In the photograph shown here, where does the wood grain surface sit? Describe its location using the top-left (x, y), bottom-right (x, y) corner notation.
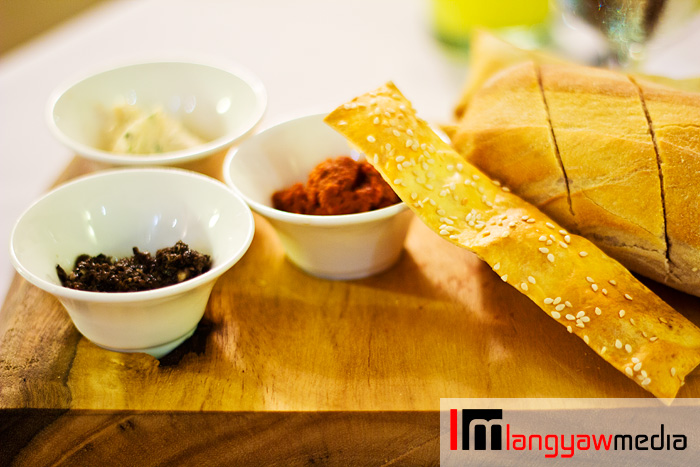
top-left (2, 152), bottom-right (700, 465)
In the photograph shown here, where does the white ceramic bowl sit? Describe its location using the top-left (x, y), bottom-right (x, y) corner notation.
top-left (10, 168), bottom-right (255, 358)
top-left (223, 113), bottom-right (413, 280)
top-left (47, 60), bottom-right (267, 166)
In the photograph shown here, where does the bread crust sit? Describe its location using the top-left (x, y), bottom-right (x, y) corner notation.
top-left (540, 63), bottom-right (668, 284)
top-left (451, 62), bottom-right (572, 223)
top-left (634, 77), bottom-right (700, 295)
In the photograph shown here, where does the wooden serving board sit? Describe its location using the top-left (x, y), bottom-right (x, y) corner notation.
top-left (2, 153), bottom-right (700, 465)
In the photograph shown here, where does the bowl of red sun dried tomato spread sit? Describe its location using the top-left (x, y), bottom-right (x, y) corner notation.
top-left (223, 113), bottom-right (412, 280)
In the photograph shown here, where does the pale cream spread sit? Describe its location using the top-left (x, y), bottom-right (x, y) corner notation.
top-left (103, 104), bottom-right (205, 154)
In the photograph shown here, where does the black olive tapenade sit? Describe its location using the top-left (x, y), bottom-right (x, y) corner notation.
top-left (56, 241), bottom-right (212, 292)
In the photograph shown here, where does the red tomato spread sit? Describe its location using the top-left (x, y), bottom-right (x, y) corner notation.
top-left (272, 156), bottom-right (400, 215)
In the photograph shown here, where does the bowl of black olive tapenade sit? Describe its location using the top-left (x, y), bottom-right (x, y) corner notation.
top-left (10, 168), bottom-right (255, 358)
top-left (57, 241), bottom-right (213, 293)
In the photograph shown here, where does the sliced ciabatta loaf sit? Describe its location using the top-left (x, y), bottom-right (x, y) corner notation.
top-left (453, 60), bottom-right (700, 296)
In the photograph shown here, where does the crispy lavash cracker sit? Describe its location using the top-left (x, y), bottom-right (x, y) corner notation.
top-left (325, 82), bottom-right (700, 400)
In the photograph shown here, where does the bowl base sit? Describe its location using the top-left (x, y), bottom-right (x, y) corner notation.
top-left (290, 250), bottom-right (403, 280)
top-left (93, 327), bottom-right (197, 359)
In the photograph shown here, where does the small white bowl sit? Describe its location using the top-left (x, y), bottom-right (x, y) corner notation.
top-left (10, 168), bottom-right (255, 358)
top-left (223, 113), bottom-right (413, 280)
top-left (47, 60), bottom-right (267, 166)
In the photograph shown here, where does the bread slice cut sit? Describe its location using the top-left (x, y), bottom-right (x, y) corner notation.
top-left (634, 77), bottom-right (700, 295)
top-left (451, 62), bottom-right (575, 228)
top-left (539, 64), bottom-right (668, 284)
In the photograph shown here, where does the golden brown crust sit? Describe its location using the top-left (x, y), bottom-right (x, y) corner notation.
top-left (451, 62), bottom-right (569, 213)
top-left (453, 62), bottom-right (670, 289)
top-left (453, 29), bottom-right (568, 119)
top-left (539, 63), bottom-right (668, 282)
top-left (325, 82), bottom-right (700, 399)
top-left (454, 30), bottom-right (700, 118)
top-left (634, 77), bottom-right (700, 295)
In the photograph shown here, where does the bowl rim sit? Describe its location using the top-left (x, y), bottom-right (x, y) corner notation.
top-left (45, 58), bottom-right (268, 165)
top-left (9, 167), bottom-right (255, 303)
top-left (222, 112), bottom-right (408, 227)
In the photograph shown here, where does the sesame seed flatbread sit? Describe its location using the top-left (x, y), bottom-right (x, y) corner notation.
top-left (324, 82), bottom-right (700, 400)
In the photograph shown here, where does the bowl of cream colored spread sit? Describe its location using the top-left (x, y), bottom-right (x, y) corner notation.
top-left (46, 60), bottom-right (267, 166)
